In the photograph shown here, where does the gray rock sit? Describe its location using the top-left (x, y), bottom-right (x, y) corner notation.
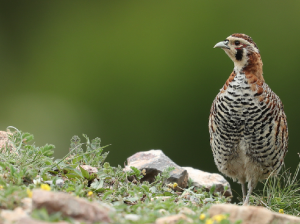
top-left (76, 165), bottom-right (98, 174)
top-left (32, 189), bottom-right (111, 223)
top-left (125, 149), bottom-right (188, 189)
top-left (55, 179), bottom-right (64, 186)
top-left (155, 214), bottom-right (193, 224)
top-left (209, 204), bottom-right (300, 224)
top-left (179, 207), bottom-right (195, 215)
top-left (16, 217), bottom-right (70, 224)
top-left (183, 167), bottom-right (232, 197)
top-left (20, 197), bottom-right (32, 213)
top-left (0, 207), bottom-right (29, 224)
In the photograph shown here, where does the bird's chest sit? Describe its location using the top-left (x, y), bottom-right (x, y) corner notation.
top-left (220, 72), bottom-right (258, 120)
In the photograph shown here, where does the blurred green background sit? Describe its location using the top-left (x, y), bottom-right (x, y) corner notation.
top-left (0, 1), bottom-right (299, 199)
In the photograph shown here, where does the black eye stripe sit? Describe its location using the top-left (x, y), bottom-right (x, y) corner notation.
top-left (235, 48), bottom-right (243, 61)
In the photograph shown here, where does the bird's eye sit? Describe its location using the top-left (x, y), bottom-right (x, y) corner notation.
top-left (234, 41), bottom-right (240, 46)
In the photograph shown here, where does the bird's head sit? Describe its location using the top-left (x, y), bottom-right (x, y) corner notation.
top-left (214, 33), bottom-right (263, 76)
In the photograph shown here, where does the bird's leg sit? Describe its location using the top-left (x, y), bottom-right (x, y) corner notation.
top-left (243, 181), bottom-right (255, 206)
top-left (241, 182), bottom-right (247, 203)
top-left (239, 178), bottom-right (247, 203)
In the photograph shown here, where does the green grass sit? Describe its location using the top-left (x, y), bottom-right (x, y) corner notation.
top-left (0, 127), bottom-right (297, 223)
top-left (252, 161), bottom-right (300, 216)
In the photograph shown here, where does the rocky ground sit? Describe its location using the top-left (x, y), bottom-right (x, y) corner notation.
top-left (0, 130), bottom-right (300, 224)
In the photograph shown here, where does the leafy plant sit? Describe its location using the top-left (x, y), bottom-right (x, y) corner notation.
top-left (0, 127), bottom-right (248, 223)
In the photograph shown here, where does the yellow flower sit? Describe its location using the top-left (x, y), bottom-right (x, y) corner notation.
top-left (27, 189), bottom-right (33, 198)
top-left (167, 182), bottom-right (178, 189)
top-left (87, 191), bottom-right (93, 196)
top-left (279, 209), bottom-right (284, 214)
top-left (0, 185), bottom-right (3, 190)
top-left (213, 214), bottom-right (227, 223)
top-left (141, 169), bottom-right (146, 175)
top-left (199, 213), bottom-right (206, 220)
top-left (40, 184), bottom-right (51, 191)
top-left (205, 218), bottom-right (213, 224)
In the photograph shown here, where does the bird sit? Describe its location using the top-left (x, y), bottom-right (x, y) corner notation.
top-left (209, 33), bottom-right (288, 205)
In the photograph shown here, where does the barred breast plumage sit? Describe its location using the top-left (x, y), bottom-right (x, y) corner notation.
top-left (209, 33), bottom-right (288, 205)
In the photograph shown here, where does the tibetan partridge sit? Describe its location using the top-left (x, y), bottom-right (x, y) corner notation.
top-left (209, 33), bottom-right (288, 205)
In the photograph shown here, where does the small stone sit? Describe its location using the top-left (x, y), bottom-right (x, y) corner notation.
top-left (209, 204), bottom-right (300, 224)
top-left (55, 179), bottom-right (64, 186)
top-left (181, 191), bottom-right (191, 200)
top-left (32, 189), bottom-right (111, 223)
top-left (0, 207), bottom-right (29, 224)
top-left (190, 195), bottom-right (200, 204)
top-left (158, 209), bottom-right (169, 215)
top-left (124, 214), bottom-right (140, 221)
top-left (0, 131), bottom-right (15, 153)
top-left (204, 198), bottom-right (214, 203)
top-left (76, 165), bottom-right (98, 174)
top-left (124, 150), bottom-right (188, 190)
top-left (21, 197), bottom-right (32, 213)
top-left (183, 166), bottom-right (232, 197)
top-left (16, 217), bottom-right (70, 224)
top-left (155, 214), bottom-right (193, 224)
top-left (178, 207), bottom-right (195, 215)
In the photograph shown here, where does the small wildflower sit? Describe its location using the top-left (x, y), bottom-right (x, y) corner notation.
top-left (0, 185), bottom-right (3, 190)
top-left (33, 177), bottom-right (43, 185)
top-left (141, 169), bottom-right (146, 175)
top-left (279, 209), bottom-right (284, 214)
top-left (167, 182), bottom-right (178, 189)
top-left (27, 189), bottom-right (33, 198)
top-left (87, 191), bottom-right (93, 196)
top-left (205, 218), bottom-right (213, 224)
top-left (199, 213), bottom-right (206, 220)
top-left (212, 214), bottom-right (227, 223)
top-left (40, 184), bottom-right (51, 191)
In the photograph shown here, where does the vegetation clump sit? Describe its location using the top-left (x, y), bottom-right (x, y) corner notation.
top-left (0, 127), bottom-right (296, 223)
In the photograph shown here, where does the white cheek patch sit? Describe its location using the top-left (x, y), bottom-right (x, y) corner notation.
top-left (234, 51), bottom-right (249, 72)
top-left (223, 44), bottom-right (249, 71)
top-left (222, 35), bottom-right (260, 72)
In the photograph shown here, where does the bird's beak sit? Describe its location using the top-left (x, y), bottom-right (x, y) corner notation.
top-left (214, 41), bottom-right (230, 49)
